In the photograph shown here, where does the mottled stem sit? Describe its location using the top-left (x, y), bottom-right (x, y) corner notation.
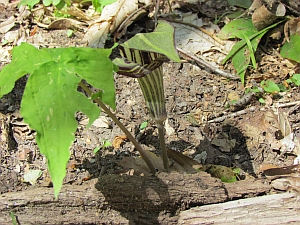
top-left (157, 120), bottom-right (168, 171)
top-left (79, 82), bottom-right (156, 175)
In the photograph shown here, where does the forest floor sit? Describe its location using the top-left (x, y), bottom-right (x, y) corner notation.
top-left (0, 0), bottom-right (300, 224)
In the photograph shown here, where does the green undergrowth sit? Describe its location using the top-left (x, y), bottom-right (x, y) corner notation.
top-left (219, 18), bottom-right (284, 84)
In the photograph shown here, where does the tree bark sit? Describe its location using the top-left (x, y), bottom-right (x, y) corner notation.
top-left (178, 192), bottom-right (300, 225)
top-left (0, 172), bottom-right (271, 225)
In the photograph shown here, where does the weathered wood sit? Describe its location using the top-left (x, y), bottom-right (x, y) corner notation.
top-left (0, 172), bottom-right (270, 225)
top-left (178, 192), bottom-right (300, 225)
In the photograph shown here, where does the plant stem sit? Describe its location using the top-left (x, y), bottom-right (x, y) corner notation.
top-left (157, 120), bottom-right (168, 171)
top-left (78, 82), bottom-right (156, 175)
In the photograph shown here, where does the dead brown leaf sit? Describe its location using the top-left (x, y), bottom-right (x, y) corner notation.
top-left (259, 164), bottom-right (299, 177)
top-left (271, 176), bottom-right (300, 192)
top-left (284, 17), bottom-right (300, 42)
top-left (167, 148), bottom-right (201, 173)
top-left (112, 135), bottom-right (127, 149)
top-left (252, 3), bottom-right (285, 30)
top-left (48, 18), bottom-right (86, 31)
top-left (82, 0), bottom-right (152, 48)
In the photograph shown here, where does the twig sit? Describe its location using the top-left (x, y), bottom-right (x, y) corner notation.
top-left (230, 92), bottom-right (256, 111)
top-left (154, 0), bottom-right (160, 26)
top-left (78, 82), bottom-right (156, 175)
top-left (176, 47), bottom-right (239, 80)
top-left (272, 101), bottom-right (300, 109)
top-left (162, 18), bottom-right (224, 45)
top-left (208, 106), bottom-right (256, 123)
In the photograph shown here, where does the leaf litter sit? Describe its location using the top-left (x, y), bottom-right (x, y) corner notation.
top-left (0, 0), bottom-right (299, 198)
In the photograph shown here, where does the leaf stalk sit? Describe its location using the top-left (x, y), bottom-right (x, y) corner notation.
top-left (79, 81), bottom-right (156, 175)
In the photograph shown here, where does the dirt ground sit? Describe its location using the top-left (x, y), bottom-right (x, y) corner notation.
top-left (0, 0), bottom-right (300, 224)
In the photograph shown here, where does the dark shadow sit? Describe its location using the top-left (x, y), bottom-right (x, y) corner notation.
top-left (80, 143), bottom-right (173, 224)
top-left (135, 121), bottom-right (255, 176)
top-left (196, 123), bottom-right (255, 176)
top-left (81, 122), bottom-right (255, 224)
top-left (95, 173), bottom-right (172, 225)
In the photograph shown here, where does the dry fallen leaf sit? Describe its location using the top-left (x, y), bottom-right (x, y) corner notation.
top-left (271, 177), bottom-right (300, 192)
top-left (82, 0), bottom-right (151, 48)
top-left (284, 17), bottom-right (300, 42)
top-left (252, 3), bottom-right (285, 31)
top-left (0, 16), bottom-right (16, 34)
top-left (117, 157), bottom-right (152, 176)
top-left (259, 164), bottom-right (299, 177)
top-left (167, 148), bottom-right (201, 173)
top-left (112, 135), bottom-right (127, 149)
top-left (48, 18), bottom-right (86, 31)
top-left (118, 149), bottom-right (199, 175)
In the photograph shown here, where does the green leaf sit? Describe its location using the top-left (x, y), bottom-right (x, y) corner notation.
top-left (67, 29), bottom-right (73, 37)
top-left (121, 20), bottom-right (181, 63)
top-left (259, 98), bottom-right (265, 104)
top-left (277, 84), bottom-right (287, 92)
top-left (20, 62), bottom-right (100, 198)
top-left (231, 44), bottom-right (250, 84)
top-left (222, 20), bottom-right (284, 83)
top-left (291, 74), bottom-right (300, 86)
top-left (43, 0), bottom-right (63, 6)
top-left (280, 34), bottom-right (300, 63)
top-left (103, 140), bottom-right (112, 148)
top-left (92, 0), bottom-right (101, 12)
top-left (243, 34), bottom-right (257, 70)
top-left (0, 43), bottom-right (53, 98)
top-left (261, 80), bottom-right (280, 93)
top-left (10, 212), bottom-right (17, 225)
top-left (68, 48), bottom-right (116, 109)
top-left (93, 146), bottom-right (101, 154)
top-left (218, 18), bottom-right (258, 40)
top-left (221, 175), bottom-right (237, 183)
top-left (139, 121), bottom-right (148, 130)
top-left (227, 0), bottom-right (252, 8)
top-left (18, 0), bottom-right (40, 8)
top-left (55, 0), bottom-right (66, 9)
top-left (222, 29), bottom-right (266, 66)
top-left (0, 43), bottom-right (116, 197)
top-left (93, 0), bottom-right (117, 12)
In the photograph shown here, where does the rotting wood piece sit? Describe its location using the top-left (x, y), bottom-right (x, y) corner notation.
top-left (0, 172), bottom-right (270, 224)
top-left (178, 192), bottom-right (300, 225)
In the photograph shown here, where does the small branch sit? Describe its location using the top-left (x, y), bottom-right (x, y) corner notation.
top-left (176, 47), bottom-right (239, 80)
top-left (163, 18), bottom-right (224, 45)
top-left (272, 101), bottom-right (300, 109)
top-left (208, 106), bottom-right (256, 123)
top-left (154, 0), bottom-right (160, 26)
top-left (78, 82), bottom-right (156, 175)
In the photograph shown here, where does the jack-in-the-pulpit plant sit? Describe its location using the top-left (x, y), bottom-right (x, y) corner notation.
top-left (114, 20), bottom-right (181, 170)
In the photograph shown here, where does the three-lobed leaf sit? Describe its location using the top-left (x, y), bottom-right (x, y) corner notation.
top-left (121, 20), bottom-right (181, 63)
top-left (0, 43), bottom-right (116, 197)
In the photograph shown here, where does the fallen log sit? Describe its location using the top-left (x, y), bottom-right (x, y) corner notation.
top-left (0, 172), bottom-right (271, 224)
top-left (178, 192), bottom-right (300, 225)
